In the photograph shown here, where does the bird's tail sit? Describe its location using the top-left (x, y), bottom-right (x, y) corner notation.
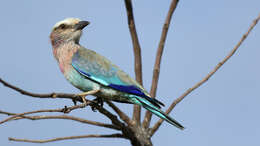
top-left (134, 96), bottom-right (184, 130)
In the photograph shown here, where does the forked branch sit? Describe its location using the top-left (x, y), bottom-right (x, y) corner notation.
top-left (8, 133), bottom-right (126, 143)
top-left (150, 13), bottom-right (260, 135)
top-left (0, 110), bottom-right (120, 130)
top-left (106, 101), bottom-right (134, 126)
top-left (0, 78), bottom-right (83, 103)
top-left (143, 0), bottom-right (179, 129)
top-left (0, 78), bottom-right (125, 129)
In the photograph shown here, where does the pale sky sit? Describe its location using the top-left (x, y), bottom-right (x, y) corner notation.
top-left (0, 1), bottom-right (259, 146)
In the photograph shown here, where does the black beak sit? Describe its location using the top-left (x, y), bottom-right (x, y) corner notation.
top-left (74, 21), bottom-right (90, 30)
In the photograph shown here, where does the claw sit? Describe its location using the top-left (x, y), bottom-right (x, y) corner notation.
top-left (72, 99), bottom-right (77, 105)
top-left (91, 106), bottom-right (97, 112)
top-left (75, 90), bottom-right (100, 110)
top-left (76, 90), bottom-right (100, 103)
top-left (75, 94), bottom-right (87, 108)
top-left (94, 97), bottom-right (104, 107)
top-left (91, 97), bottom-right (103, 112)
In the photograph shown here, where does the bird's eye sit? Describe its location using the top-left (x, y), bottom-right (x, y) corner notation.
top-left (59, 24), bottom-right (66, 29)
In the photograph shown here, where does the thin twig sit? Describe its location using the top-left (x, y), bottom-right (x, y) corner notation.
top-left (27, 115), bottom-right (121, 130)
top-left (124, 0), bottom-right (143, 124)
top-left (0, 106), bottom-right (84, 124)
top-left (0, 110), bottom-right (35, 120)
top-left (0, 78), bottom-right (83, 103)
top-left (0, 106), bottom-right (124, 130)
top-left (150, 13), bottom-right (260, 135)
top-left (0, 101), bottom-right (124, 129)
top-left (9, 133), bottom-right (126, 143)
top-left (0, 93), bottom-right (99, 125)
top-left (0, 78), bottom-right (125, 128)
top-left (142, 0), bottom-right (179, 129)
top-left (0, 110), bottom-right (120, 130)
top-left (106, 101), bottom-right (134, 126)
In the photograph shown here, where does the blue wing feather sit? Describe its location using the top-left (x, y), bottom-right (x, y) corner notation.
top-left (72, 48), bottom-right (164, 107)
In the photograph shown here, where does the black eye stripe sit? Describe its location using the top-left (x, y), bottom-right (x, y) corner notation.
top-left (59, 24), bottom-right (66, 29)
top-left (54, 23), bottom-right (72, 31)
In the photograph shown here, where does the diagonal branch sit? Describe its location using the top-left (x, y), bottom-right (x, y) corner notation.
top-left (0, 78), bottom-right (125, 128)
top-left (0, 88), bottom-right (102, 125)
top-left (0, 78), bottom-right (83, 103)
top-left (0, 110), bottom-right (120, 130)
top-left (0, 102), bottom-right (124, 130)
top-left (95, 105), bottom-right (126, 128)
top-left (106, 101), bottom-right (134, 126)
top-left (124, 0), bottom-right (143, 124)
top-left (142, 0), bottom-right (179, 129)
top-left (0, 104), bottom-right (91, 124)
top-left (9, 133), bottom-right (126, 143)
top-left (150, 13), bottom-right (260, 135)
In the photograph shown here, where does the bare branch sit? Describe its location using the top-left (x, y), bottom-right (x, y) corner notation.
top-left (0, 101), bottom-right (92, 124)
top-left (0, 78), bottom-right (83, 103)
top-left (95, 105), bottom-right (125, 128)
top-left (143, 0), bottom-right (179, 129)
top-left (124, 0), bottom-right (143, 124)
top-left (0, 102), bottom-right (124, 129)
top-left (9, 133), bottom-right (126, 143)
top-left (0, 78), bottom-right (125, 128)
top-left (123, 0), bottom-right (143, 85)
top-left (150, 13), bottom-right (260, 135)
top-left (0, 110), bottom-right (120, 130)
top-left (106, 101), bottom-right (134, 126)
top-left (27, 115), bottom-right (121, 130)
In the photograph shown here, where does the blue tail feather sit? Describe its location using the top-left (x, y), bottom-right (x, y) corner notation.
top-left (134, 96), bottom-right (184, 130)
top-left (109, 84), bottom-right (164, 108)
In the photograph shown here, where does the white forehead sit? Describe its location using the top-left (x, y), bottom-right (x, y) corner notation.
top-left (53, 18), bottom-right (81, 29)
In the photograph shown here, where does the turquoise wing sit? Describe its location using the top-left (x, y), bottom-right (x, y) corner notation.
top-left (71, 47), bottom-right (164, 107)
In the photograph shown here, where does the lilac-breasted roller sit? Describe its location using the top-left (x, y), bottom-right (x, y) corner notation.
top-left (50, 18), bottom-right (184, 130)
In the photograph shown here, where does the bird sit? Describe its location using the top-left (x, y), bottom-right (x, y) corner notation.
top-left (50, 18), bottom-right (184, 130)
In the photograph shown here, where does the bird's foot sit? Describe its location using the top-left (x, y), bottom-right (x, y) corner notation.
top-left (76, 90), bottom-right (100, 108)
top-left (94, 97), bottom-right (104, 107)
top-left (76, 93), bottom-right (88, 108)
top-left (91, 97), bottom-right (103, 112)
top-left (72, 99), bottom-right (77, 106)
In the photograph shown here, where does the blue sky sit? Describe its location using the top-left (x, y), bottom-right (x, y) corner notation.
top-left (0, 0), bottom-right (259, 146)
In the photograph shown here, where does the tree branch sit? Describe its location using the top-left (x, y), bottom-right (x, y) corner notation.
top-left (124, 0), bottom-right (143, 124)
top-left (8, 133), bottom-right (126, 143)
top-left (0, 78), bottom-right (125, 128)
top-left (0, 104), bottom-right (91, 124)
top-left (0, 78), bottom-right (83, 103)
top-left (142, 0), bottom-right (179, 129)
top-left (95, 105), bottom-right (126, 128)
top-left (106, 101), bottom-right (134, 126)
top-left (0, 110), bottom-right (120, 130)
top-left (150, 13), bottom-right (260, 135)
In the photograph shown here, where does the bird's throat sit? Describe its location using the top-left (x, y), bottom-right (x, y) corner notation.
top-left (52, 41), bottom-right (80, 74)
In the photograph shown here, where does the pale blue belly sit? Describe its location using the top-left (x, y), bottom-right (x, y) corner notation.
top-left (64, 68), bottom-right (133, 103)
top-left (65, 68), bottom-right (98, 92)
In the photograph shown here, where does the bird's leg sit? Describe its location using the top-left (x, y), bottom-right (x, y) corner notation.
top-left (91, 97), bottom-right (104, 112)
top-left (77, 92), bottom-right (88, 105)
top-left (76, 90), bottom-right (100, 107)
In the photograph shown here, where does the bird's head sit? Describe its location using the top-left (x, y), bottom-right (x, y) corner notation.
top-left (50, 18), bottom-right (90, 48)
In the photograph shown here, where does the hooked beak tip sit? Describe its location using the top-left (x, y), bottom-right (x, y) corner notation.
top-left (75, 21), bottom-right (90, 30)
